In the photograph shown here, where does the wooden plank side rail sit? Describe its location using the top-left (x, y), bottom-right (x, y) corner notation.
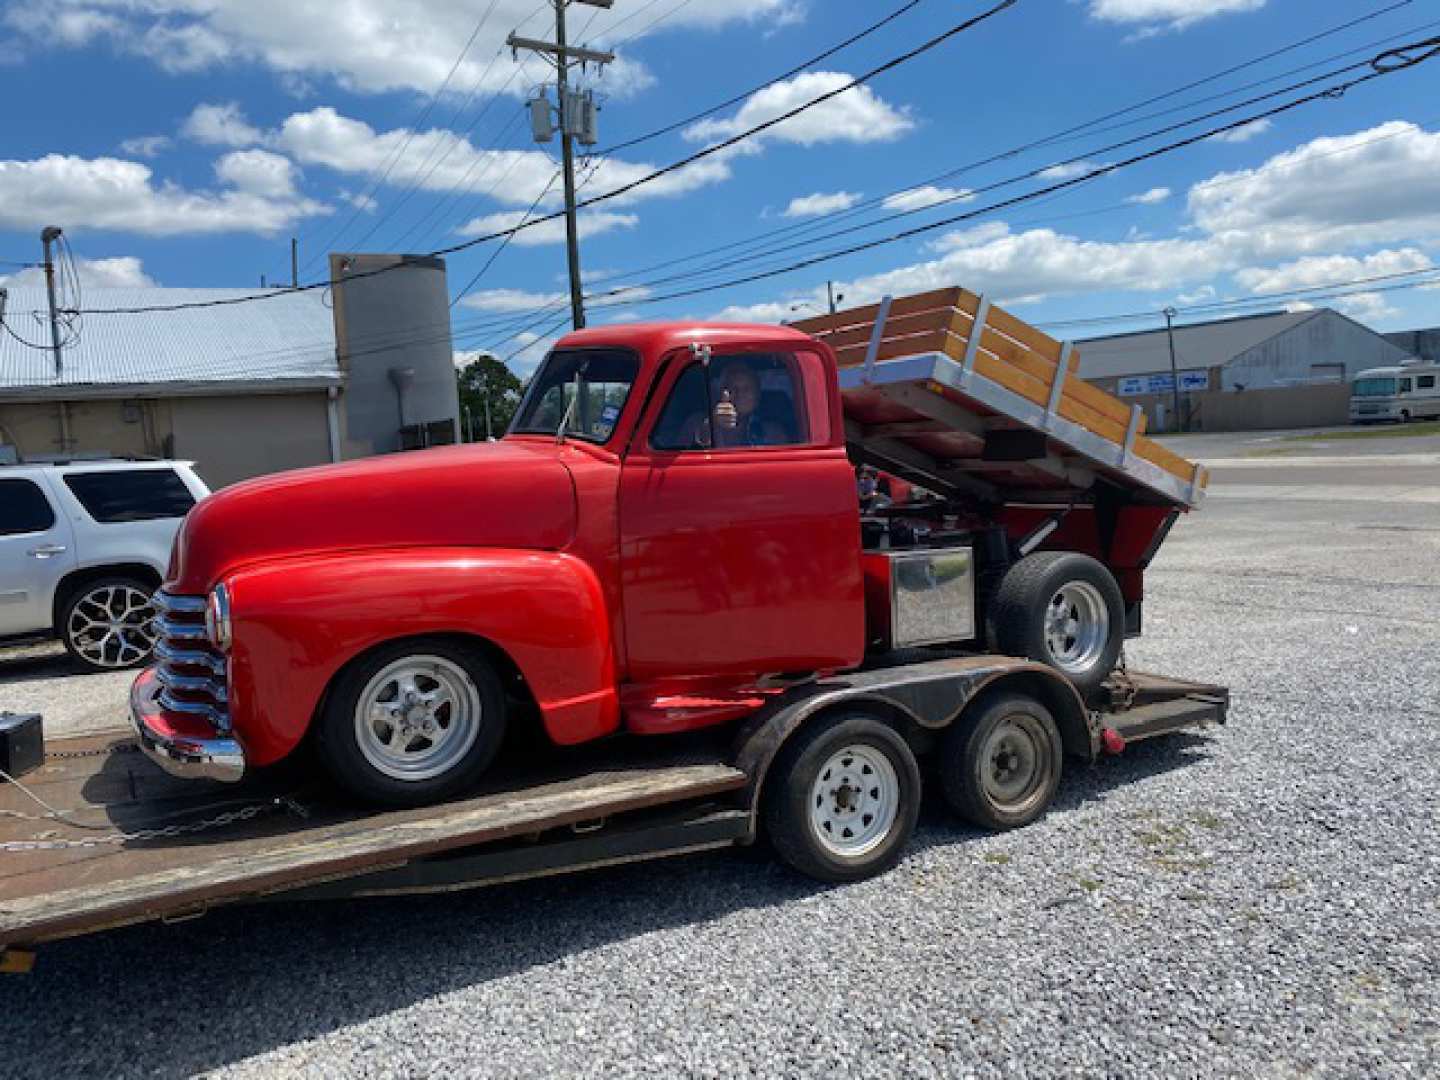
top-left (793, 286), bottom-right (1213, 489)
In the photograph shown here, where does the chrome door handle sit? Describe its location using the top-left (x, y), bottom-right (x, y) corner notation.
top-left (28, 544), bottom-right (67, 558)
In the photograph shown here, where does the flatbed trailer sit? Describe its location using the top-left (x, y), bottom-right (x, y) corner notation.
top-left (1, 661), bottom-right (1226, 962)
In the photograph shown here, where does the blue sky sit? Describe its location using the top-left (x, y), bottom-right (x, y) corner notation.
top-left (2, 0), bottom-right (1439, 375)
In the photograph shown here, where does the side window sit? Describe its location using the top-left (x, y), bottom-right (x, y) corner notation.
top-left (1399, 378), bottom-right (1413, 393)
top-left (63, 469), bottom-right (196, 524)
top-left (1418, 375), bottom-right (1436, 390)
top-left (0, 479), bottom-right (56, 537)
top-left (651, 353), bottom-right (810, 451)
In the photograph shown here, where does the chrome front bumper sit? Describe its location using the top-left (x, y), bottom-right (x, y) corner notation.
top-left (131, 668), bottom-right (246, 783)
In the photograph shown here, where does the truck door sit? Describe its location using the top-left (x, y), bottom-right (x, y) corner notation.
top-left (618, 347), bottom-right (864, 682)
top-left (0, 475), bottom-right (77, 636)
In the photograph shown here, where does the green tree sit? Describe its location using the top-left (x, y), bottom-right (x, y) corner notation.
top-left (456, 353), bottom-right (525, 441)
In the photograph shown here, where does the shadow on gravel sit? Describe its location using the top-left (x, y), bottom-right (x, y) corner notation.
top-left (0, 646), bottom-right (93, 684)
top-left (3, 732), bottom-right (1217, 1079)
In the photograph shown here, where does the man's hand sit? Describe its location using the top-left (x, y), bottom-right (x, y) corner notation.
top-left (714, 388), bottom-right (738, 430)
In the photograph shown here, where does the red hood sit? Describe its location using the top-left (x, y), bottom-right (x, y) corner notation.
top-left (168, 441), bottom-right (576, 592)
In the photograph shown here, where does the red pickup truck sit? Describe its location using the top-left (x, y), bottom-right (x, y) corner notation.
top-left (131, 289), bottom-right (1220, 883)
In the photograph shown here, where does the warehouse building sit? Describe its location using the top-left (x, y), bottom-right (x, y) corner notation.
top-left (0, 255), bottom-right (460, 488)
top-left (1384, 326), bottom-right (1440, 366)
top-left (1075, 308), bottom-right (1415, 432)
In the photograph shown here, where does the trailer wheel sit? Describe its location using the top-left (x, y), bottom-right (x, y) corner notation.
top-left (987, 552), bottom-right (1124, 695)
top-left (762, 713), bottom-right (921, 883)
top-left (940, 695), bottom-right (1062, 831)
top-left (316, 638), bottom-right (507, 807)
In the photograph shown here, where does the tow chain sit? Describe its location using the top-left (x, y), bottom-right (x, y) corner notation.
top-left (0, 796), bottom-right (308, 852)
top-left (45, 740), bottom-right (141, 760)
top-left (1112, 648), bottom-right (1139, 711)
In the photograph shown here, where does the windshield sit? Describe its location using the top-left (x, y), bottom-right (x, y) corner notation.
top-left (1353, 377), bottom-right (1398, 397)
top-left (510, 348), bottom-right (639, 443)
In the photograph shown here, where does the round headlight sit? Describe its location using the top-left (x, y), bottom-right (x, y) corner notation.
top-left (205, 583), bottom-right (232, 652)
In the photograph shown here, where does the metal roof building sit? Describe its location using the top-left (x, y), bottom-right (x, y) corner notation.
top-left (1074, 308), bottom-right (1416, 432)
top-left (0, 287), bottom-right (340, 394)
top-left (1, 257), bottom-right (460, 487)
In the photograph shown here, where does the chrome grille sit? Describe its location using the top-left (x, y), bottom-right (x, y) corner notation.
top-left (152, 590), bottom-right (230, 732)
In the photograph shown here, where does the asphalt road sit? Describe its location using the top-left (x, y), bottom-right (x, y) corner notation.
top-left (3, 430), bottom-right (1438, 1078)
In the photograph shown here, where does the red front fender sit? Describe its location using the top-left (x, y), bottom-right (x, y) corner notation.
top-left (225, 548), bottom-right (619, 766)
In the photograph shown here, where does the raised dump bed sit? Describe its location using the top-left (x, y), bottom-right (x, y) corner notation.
top-left (795, 287), bottom-right (1208, 508)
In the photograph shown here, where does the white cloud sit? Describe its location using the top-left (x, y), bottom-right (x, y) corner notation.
top-left (118, 135), bottom-right (171, 158)
top-left (0, 255), bottom-right (156, 290)
top-left (182, 102), bottom-right (265, 148)
top-left (1038, 160), bottom-right (1110, 181)
top-left (456, 209), bottom-right (638, 247)
top-left (1087, 0), bottom-right (1266, 34)
top-left (1189, 121), bottom-right (1440, 259)
top-left (0, 154), bottom-right (328, 237)
top-left (883, 185), bottom-right (974, 212)
top-left (684, 72), bottom-right (913, 148)
top-left (275, 107), bottom-right (731, 209)
top-left (1126, 186), bottom-right (1171, 205)
top-left (1233, 249), bottom-right (1433, 295)
top-left (214, 149), bottom-right (298, 198)
top-left (1208, 119), bottom-right (1271, 144)
top-left (460, 288), bottom-right (567, 314)
top-left (783, 191), bottom-right (862, 218)
top-left (6, 1), bottom-right (794, 97)
top-left (339, 190), bottom-right (377, 213)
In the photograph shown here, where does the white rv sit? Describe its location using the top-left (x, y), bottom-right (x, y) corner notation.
top-left (1349, 363), bottom-right (1440, 424)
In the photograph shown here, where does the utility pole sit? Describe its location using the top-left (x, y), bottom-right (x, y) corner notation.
top-left (40, 227), bottom-right (63, 376)
top-left (509, 1), bottom-right (612, 331)
top-left (1162, 306), bottom-right (1182, 432)
top-left (826, 281), bottom-right (844, 314)
top-left (291, 238), bottom-right (299, 289)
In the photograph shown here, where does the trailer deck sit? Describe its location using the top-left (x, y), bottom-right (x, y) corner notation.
top-left (3, 664), bottom-right (1226, 957)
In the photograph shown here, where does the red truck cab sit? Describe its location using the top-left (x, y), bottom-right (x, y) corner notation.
top-left (135, 323), bottom-right (871, 802)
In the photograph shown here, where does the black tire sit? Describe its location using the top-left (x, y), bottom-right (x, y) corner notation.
top-left (58, 576), bottom-right (159, 672)
top-left (939, 695), bottom-right (1062, 831)
top-left (762, 712), bottom-right (922, 883)
top-left (987, 551), bottom-right (1124, 696)
top-left (315, 638), bottom-right (507, 807)
top-left (1399, 409), bottom-right (1412, 423)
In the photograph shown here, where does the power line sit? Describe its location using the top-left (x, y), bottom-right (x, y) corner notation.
top-left (78, 0), bottom-right (1020, 317)
top-left (558, 5), bottom-right (1434, 302)
top-left (450, 168), bottom-right (564, 307)
top-left (571, 37), bottom-right (1440, 315)
top-left (299, 0), bottom-right (518, 273)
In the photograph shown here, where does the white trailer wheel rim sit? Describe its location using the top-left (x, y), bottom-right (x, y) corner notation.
top-left (66, 584), bottom-right (158, 668)
top-left (1044, 580), bottom-right (1109, 675)
top-left (809, 744), bottom-right (900, 859)
top-left (354, 655), bottom-right (482, 782)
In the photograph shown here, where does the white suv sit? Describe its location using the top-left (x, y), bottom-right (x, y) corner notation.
top-left (0, 460), bottom-right (210, 671)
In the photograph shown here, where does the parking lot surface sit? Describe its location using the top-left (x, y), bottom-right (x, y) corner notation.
top-left (3, 431), bottom-right (1438, 1078)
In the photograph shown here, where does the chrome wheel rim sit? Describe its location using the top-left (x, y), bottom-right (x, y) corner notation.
top-left (1044, 581), bottom-right (1109, 674)
top-left (809, 744), bottom-right (899, 858)
top-left (66, 585), bottom-right (158, 668)
top-left (354, 656), bottom-right (482, 782)
top-left (979, 716), bottom-right (1046, 808)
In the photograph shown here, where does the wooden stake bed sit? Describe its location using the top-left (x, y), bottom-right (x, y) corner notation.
top-left (794, 287), bottom-right (1208, 508)
top-left (0, 733), bottom-right (745, 949)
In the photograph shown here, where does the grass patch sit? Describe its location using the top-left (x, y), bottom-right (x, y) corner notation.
top-left (1281, 421), bottom-right (1440, 442)
top-left (982, 852), bottom-right (1012, 865)
top-left (1075, 876), bottom-right (1103, 893)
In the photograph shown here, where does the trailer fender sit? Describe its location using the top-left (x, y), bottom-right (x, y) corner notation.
top-left (225, 548), bottom-right (619, 766)
top-left (731, 657), bottom-right (1091, 837)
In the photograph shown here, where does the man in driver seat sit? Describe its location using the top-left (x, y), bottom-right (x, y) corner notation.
top-left (686, 359), bottom-right (793, 448)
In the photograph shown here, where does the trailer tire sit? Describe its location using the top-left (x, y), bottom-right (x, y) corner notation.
top-left (940, 694), bottom-right (1062, 831)
top-left (762, 712), bottom-right (921, 884)
top-left (987, 552), bottom-right (1124, 696)
top-left (316, 638), bottom-right (507, 807)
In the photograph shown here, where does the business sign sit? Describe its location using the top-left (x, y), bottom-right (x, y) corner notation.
top-left (1117, 371), bottom-right (1210, 397)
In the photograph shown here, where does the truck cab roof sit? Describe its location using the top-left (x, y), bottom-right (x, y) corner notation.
top-left (554, 322), bottom-right (817, 356)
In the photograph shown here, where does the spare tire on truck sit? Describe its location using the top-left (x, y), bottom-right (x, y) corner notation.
top-left (987, 551), bottom-right (1124, 696)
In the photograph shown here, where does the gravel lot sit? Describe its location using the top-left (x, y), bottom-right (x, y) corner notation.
top-left (3, 433), bottom-right (1438, 1078)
